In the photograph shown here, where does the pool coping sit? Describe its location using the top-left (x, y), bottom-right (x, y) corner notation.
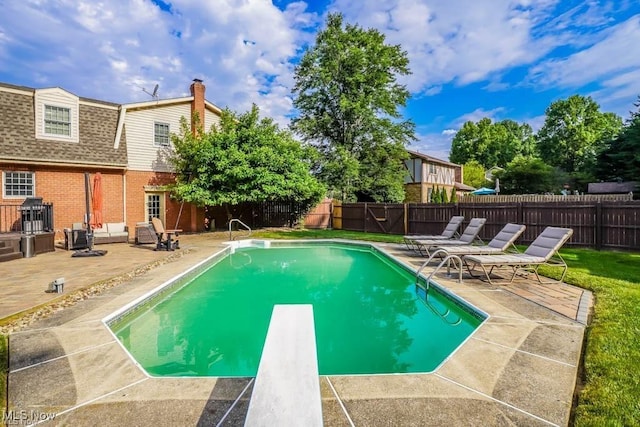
top-left (7, 237), bottom-right (587, 426)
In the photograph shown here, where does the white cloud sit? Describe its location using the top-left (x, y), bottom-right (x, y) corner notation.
top-left (453, 107), bottom-right (506, 127)
top-left (329, 0), bottom-right (560, 93)
top-left (529, 16), bottom-right (640, 88)
top-left (0, 0), bottom-right (317, 126)
top-left (409, 130), bottom-right (455, 161)
top-left (522, 114), bottom-right (546, 132)
top-left (0, 0), bottom-right (636, 133)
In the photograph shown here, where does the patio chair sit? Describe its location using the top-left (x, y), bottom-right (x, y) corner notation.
top-left (403, 215), bottom-right (465, 251)
top-left (462, 226), bottom-right (573, 284)
top-left (427, 223), bottom-right (526, 262)
top-left (413, 218), bottom-right (486, 256)
top-left (151, 217), bottom-right (181, 251)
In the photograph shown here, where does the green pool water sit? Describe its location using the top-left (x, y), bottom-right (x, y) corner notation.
top-left (110, 243), bottom-right (484, 377)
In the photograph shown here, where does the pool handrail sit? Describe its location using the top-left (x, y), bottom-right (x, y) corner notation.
top-left (229, 218), bottom-right (252, 241)
top-left (416, 249), bottom-right (463, 285)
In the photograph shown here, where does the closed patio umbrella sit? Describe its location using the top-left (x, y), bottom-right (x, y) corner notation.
top-left (90, 172), bottom-right (103, 230)
top-left (72, 172), bottom-right (107, 257)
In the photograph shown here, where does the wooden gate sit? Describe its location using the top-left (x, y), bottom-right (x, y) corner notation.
top-left (303, 198), bottom-right (333, 229)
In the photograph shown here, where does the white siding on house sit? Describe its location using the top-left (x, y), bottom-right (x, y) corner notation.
top-left (34, 88), bottom-right (79, 143)
top-left (422, 162), bottom-right (456, 185)
top-left (204, 108), bottom-right (221, 131)
top-left (125, 103), bottom-right (191, 172)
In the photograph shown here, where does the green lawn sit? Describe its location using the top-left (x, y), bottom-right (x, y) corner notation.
top-left (254, 229), bottom-right (640, 426)
top-left (538, 248), bottom-right (640, 426)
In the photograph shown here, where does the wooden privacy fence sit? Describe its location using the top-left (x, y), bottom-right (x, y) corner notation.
top-left (458, 193), bottom-right (633, 203)
top-left (332, 201), bottom-right (640, 251)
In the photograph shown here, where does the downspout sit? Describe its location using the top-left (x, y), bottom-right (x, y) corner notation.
top-left (123, 173), bottom-right (127, 224)
top-left (115, 106), bottom-right (128, 225)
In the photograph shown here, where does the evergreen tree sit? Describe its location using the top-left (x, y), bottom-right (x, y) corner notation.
top-left (449, 187), bottom-right (458, 203)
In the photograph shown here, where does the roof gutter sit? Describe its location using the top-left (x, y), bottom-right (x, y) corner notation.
top-left (0, 158), bottom-right (127, 170)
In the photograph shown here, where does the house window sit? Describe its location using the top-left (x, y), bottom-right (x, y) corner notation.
top-left (404, 158), bottom-right (422, 183)
top-left (154, 122), bottom-right (170, 146)
top-left (429, 163), bottom-right (436, 175)
top-left (44, 105), bottom-right (71, 136)
top-left (3, 171), bottom-right (35, 198)
top-left (146, 193), bottom-right (163, 223)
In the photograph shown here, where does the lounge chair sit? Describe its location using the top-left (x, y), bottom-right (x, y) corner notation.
top-left (151, 217), bottom-right (182, 251)
top-left (430, 223), bottom-right (526, 259)
top-left (413, 218), bottom-right (486, 256)
top-left (462, 226), bottom-right (573, 284)
top-left (403, 216), bottom-right (465, 250)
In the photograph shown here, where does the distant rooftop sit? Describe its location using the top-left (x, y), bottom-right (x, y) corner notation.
top-left (587, 181), bottom-right (637, 194)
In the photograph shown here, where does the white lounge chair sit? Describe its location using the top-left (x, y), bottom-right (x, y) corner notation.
top-left (463, 226), bottom-right (573, 284)
top-left (403, 215), bottom-right (465, 251)
top-left (429, 223), bottom-right (526, 261)
top-left (413, 218), bottom-right (486, 256)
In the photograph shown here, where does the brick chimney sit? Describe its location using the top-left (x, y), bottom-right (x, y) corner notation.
top-left (190, 78), bottom-right (205, 135)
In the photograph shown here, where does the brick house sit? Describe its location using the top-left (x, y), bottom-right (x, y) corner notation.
top-left (0, 79), bottom-right (222, 242)
top-left (404, 150), bottom-right (472, 202)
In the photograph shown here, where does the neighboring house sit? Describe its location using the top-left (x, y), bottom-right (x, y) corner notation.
top-left (404, 150), bottom-right (470, 202)
top-left (0, 79), bottom-right (223, 241)
top-left (587, 181), bottom-right (638, 195)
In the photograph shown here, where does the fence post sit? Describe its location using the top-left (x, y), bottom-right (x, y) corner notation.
top-left (404, 203), bottom-right (408, 235)
top-left (363, 202), bottom-right (368, 233)
top-left (517, 202), bottom-right (523, 224)
top-left (595, 202), bottom-right (602, 250)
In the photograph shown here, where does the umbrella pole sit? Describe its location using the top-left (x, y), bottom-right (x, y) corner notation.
top-left (71, 172), bottom-right (107, 257)
top-left (84, 172), bottom-right (93, 250)
top-left (175, 201), bottom-right (185, 230)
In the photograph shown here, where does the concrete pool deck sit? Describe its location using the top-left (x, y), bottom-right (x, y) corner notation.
top-left (2, 234), bottom-right (592, 426)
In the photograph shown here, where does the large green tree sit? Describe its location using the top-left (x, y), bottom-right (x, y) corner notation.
top-left (462, 160), bottom-right (489, 189)
top-left (596, 95), bottom-right (640, 182)
top-left (537, 95), bottom-right (623, 175)
top-left (169, 105), bottom-right (325, 210)
top-left (494, 156), bottom-right (556, 194)
top-left (449, 118), bottom-right (536, 168)
top-left (291, 13), bottom-right (415, 202)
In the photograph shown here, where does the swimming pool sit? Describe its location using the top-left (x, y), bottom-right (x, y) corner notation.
top-left (107, 241), bottom-right (486, 377)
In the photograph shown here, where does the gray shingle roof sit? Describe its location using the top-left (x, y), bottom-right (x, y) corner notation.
top-left (406, 149), bottom-right (461, 168)
top-left (587, 182), bottom-right (637, 194)
top-left (0, 84), bottom-right (127, 168)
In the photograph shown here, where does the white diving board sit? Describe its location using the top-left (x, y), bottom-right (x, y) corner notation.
top-left (244, 304), bottom-right (323, 426)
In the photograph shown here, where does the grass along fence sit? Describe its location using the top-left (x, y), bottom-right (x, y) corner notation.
top-left (332, 201), bottom-right (640, 251)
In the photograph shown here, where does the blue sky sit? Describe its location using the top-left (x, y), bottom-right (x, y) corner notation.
top-left (0, 0), bottom-right (638, 160)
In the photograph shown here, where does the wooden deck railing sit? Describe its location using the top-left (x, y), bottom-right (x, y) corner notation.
top-left (0, 203), bottom-right (54, 234)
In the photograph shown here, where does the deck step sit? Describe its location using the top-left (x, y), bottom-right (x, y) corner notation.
top-left (0, 246), bottom-right (12, 255)
top-left (0, 251), bottom-right (23, 262)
